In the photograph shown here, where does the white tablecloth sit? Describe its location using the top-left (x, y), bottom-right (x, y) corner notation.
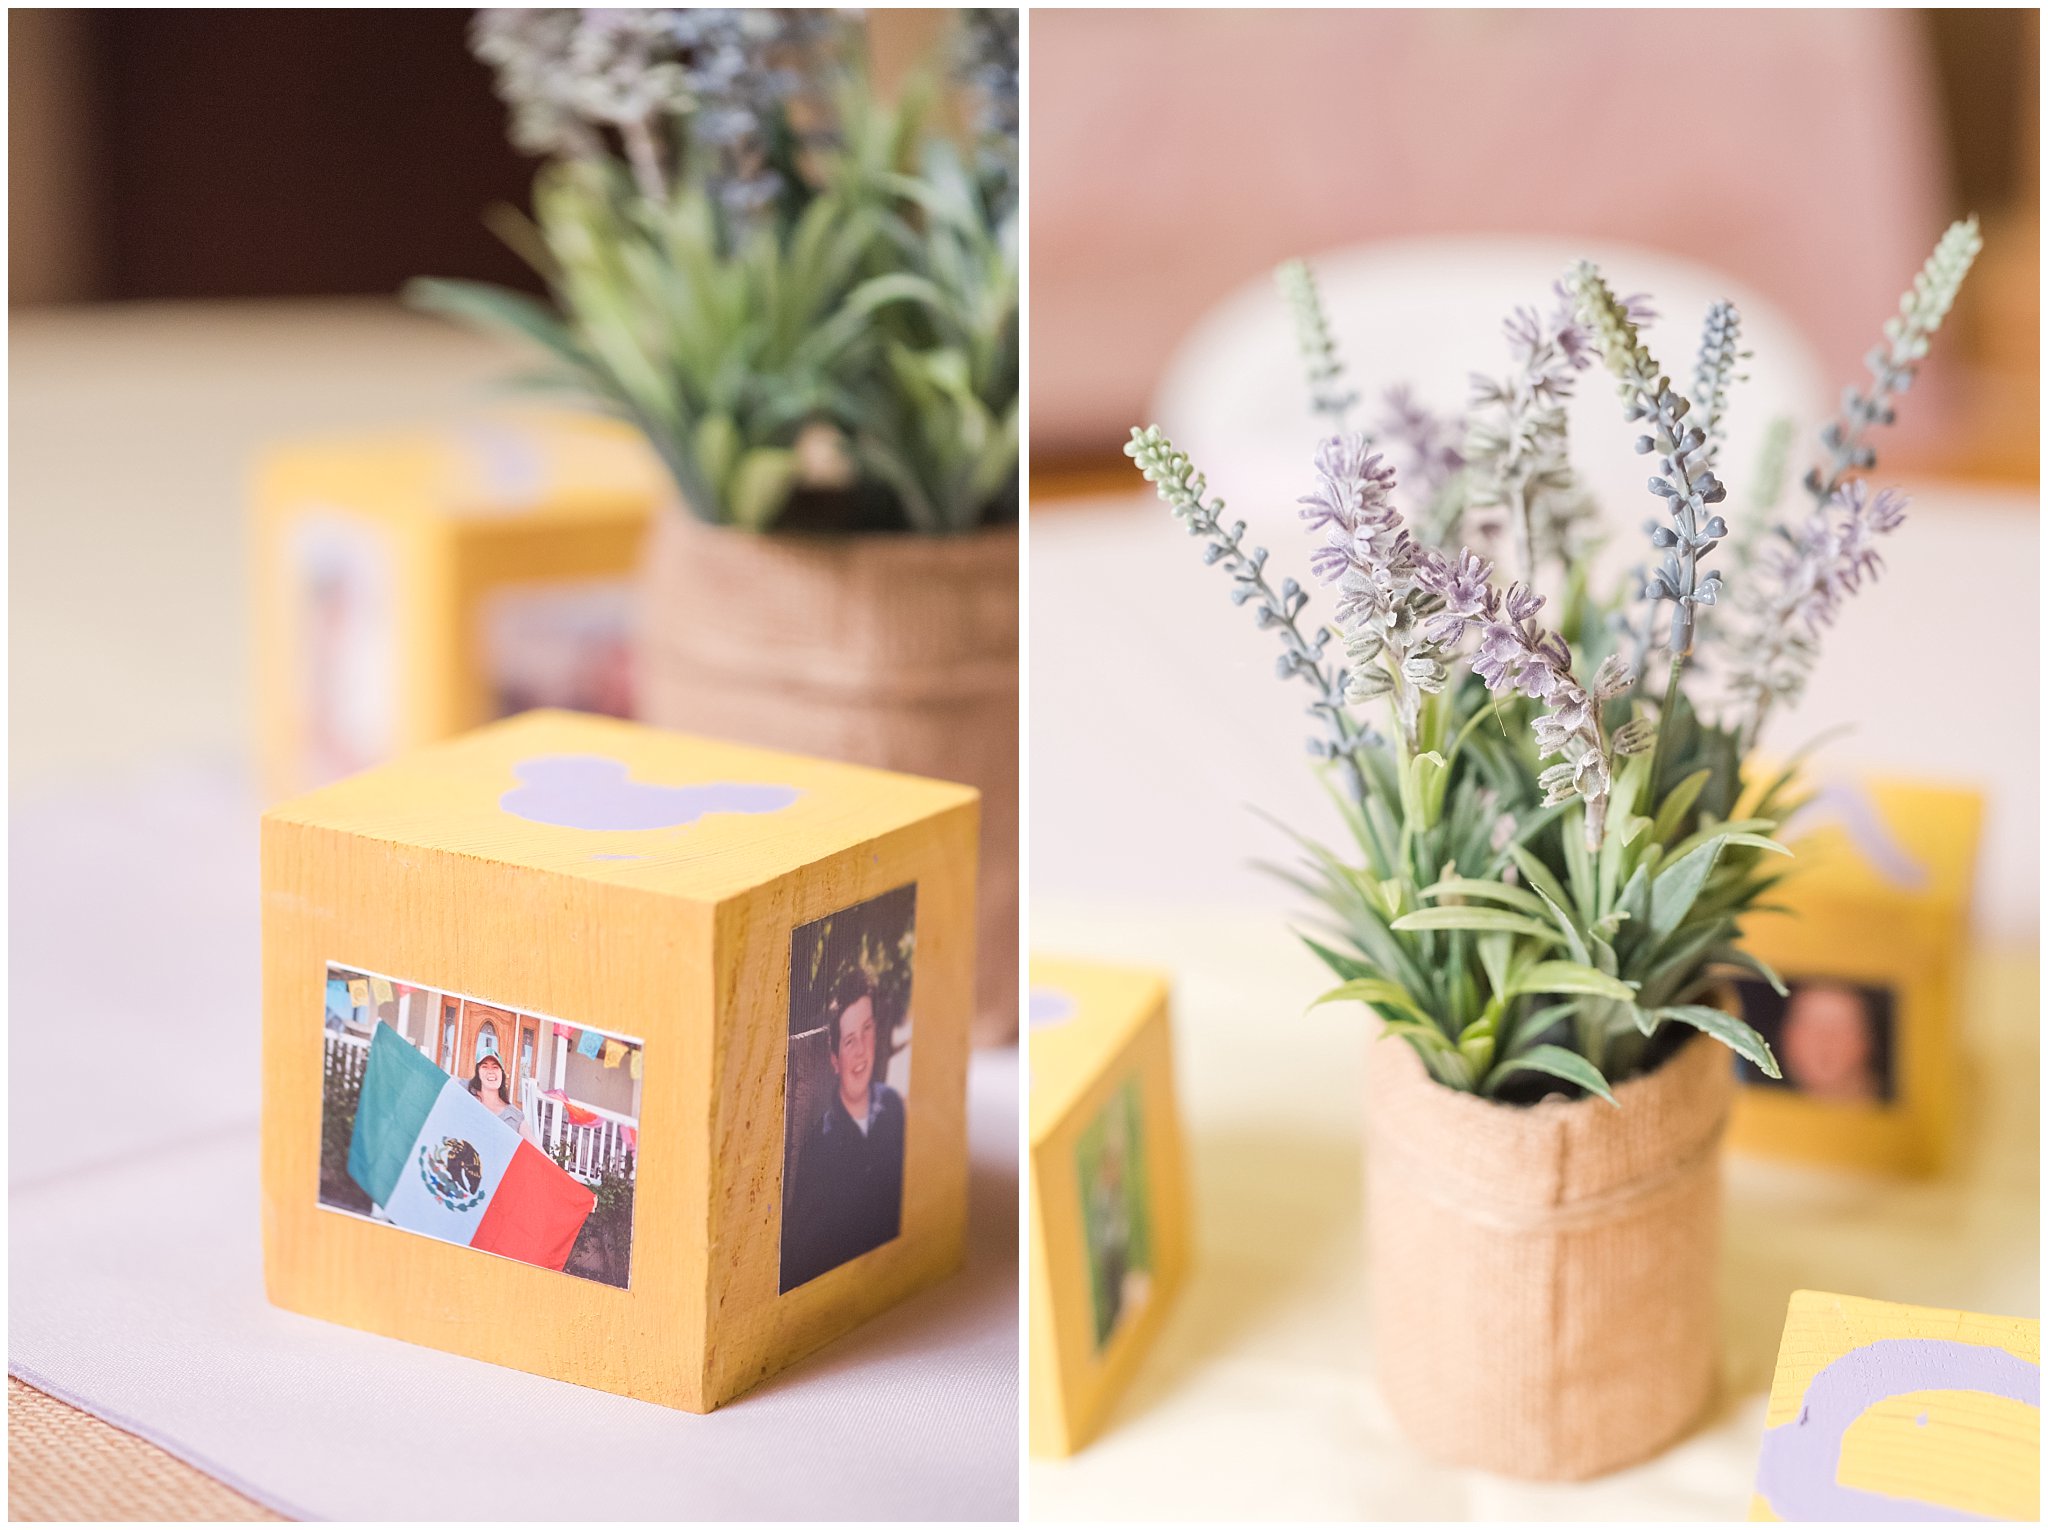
top-left (1025, 902), bottom-right (2039, 1522)
top-left (9, 770), bottom-right (1020, 1521)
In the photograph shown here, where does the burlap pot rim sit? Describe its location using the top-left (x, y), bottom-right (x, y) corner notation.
top-left (653, 500), bottom-right (1019, 559)
top-left (641, 506), bottom-right (1018, 701)
top-left (1364, 1027), bottom-right (1733, 1225)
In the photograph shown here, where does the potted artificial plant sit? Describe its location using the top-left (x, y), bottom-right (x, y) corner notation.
top-left (412, 8), bottom-right (1019, 1042)
top-left (1129, 220), bottom-right (1980, 1478)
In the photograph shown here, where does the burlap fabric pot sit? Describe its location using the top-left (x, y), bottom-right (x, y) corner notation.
top-left (638, 506), bottom-right (1018, 1045)
top-left (1365, 1027), bottom-right (1733, 1480)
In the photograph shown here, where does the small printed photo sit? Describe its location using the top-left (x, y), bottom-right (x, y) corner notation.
top-left (292, 514), bottom-right (394, 787)
top-left (318, 962), bottom-right (643, 1286)
top-left (1732, 975), bottom-right (1898, 1104)
top-left (479, 579), bottom-right (636, 721)
top-left (1077, 1077), bottom-right (1153, 1352)
top-left (778, 883), bottom-right (917, 1294)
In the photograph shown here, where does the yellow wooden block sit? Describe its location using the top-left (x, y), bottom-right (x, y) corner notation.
top-left (1750, 1290), bottom-right (2039, 1521)
top-left (1029, 956), bottom-right (1192, 1457)
top-left (252, 409), bottom-right (663, 801)
top-left (1726, 774), bottom-right (1982, 1174)
top-left (262, 709), bottom-right (979, 1412)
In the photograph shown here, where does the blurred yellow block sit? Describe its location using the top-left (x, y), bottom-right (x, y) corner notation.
top-left (1728, 775), bottom-right (1982, 1174)
top-left (251, 410), bottom-right (663, 800)
top-left (260, 709), bottom-right (979, 1412)
top-left (1750, 1290), bottom-right (2038, 1520)
top-left (1029, 955), bottom-right (1191, 1457)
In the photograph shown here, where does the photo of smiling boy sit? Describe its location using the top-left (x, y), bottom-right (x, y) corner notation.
top-left (778, 885), bottom-right (918, 1293)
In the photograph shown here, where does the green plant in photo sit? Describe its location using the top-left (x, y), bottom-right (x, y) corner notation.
top-left (1076, 1078), bottom-right (1151, 1349)
top-left (1128, 219), bottom-right (1981, 1102)
top-left (411, 8), bottom-right (1017, 535)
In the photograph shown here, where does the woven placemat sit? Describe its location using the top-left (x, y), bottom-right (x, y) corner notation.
top-left (8, 1378), bottom-right (284, 1522)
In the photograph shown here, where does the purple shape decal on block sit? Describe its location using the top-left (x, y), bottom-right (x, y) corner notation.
top-left (1029, 988), bottom-right (1078, 1030)
top-left (500, 755), bottom-right (800, 832)
top-left (1754, 1337), bottom-right (2039, 1521)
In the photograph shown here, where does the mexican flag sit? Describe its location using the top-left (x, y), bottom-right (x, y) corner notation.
top-left (346, 1022), bottom-right (595, 1270)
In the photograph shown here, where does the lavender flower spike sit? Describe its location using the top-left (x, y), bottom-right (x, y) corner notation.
top-left (1727, 481), bottom-right (1911, 748)
top-left (1296, 432), bottom-right (1464, 753)
top-left (1691, 301), bottom-right (1747, 473)
top-left (1277, 261), bottom-right (1359, 433)
top-left (1569, 262), bottom-right (1729, 666)
top-left (1416, 554), bottom-right (1635, 849)
top-left (1125, 425), bottom-right (1380, 792)
top-left (1806, 217), bottom-right (1981, 507)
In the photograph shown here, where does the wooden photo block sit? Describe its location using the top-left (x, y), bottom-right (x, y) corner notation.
top-left (1750, 1290), bottom-right (2039, 1521)
top-left (1028, 956), bottom-right (1191, 1458)
top-left (261, 709), bottom-right (979, 1412)
top-left (1727, 775), bottom-right (1983, 1174)
top-left (252, 410), bottom-right (662, 800)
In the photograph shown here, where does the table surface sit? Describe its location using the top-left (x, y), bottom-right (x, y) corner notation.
top-left (1026, 901), bottom-right (2040, 1522)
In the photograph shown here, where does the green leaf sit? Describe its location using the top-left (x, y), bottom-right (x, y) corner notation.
top-left (1420, 876), bottom-right (1552, 920)
top-left (1722, 832), bottom-right (1793, 858)
top-left (1599, 753), bottom-right (1652, 906)
top-left (1560, 802), bottom-right (1597, 925)
top-left (1664, 818), bottom-right (1778, 870)
top-left (1297, 933), bottom-right (1369, 982)
top-left (1649, 767), bottom-right (1715, 846)
top-left (1412, 749), bottom-right (1451, 826)
top-left (1509, 961), bottom-right (1638, 1001)
top-left (1656, 1005), bottom-right (1782, 1078)
top-left (1648, 836), bottom-right (1726, 945)
top-left (1509, 846), bottom-right (1591, 966)
top-left (725, 447), bottom-right (800, 530)
top-left (1716, 947), bottom-right (1791, 997)
top-left (1498, 999), bottom-right (1576, 1058)
top-left (1390, 907), bottom-right (1563, 942)
top-left (1309, 978), bottom-right (1433, 1027)
top-left (1486, 1044), bottom-right (1617, 1104)
top-left (1476, 933), bottom-right (1513, 1000)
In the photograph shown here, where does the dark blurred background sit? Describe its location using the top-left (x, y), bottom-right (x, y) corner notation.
top-left (9, 7), bottom-right (949, 302)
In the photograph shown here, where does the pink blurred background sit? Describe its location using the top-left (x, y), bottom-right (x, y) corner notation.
top-left (1030, 8), bottom-right (2037, 485)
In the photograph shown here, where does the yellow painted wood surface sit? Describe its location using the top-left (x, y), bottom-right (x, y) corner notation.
top-left (1729, 776), bottom-right (1982, 1174)
top-left (252, 410), bottom-right (661, 800)
top-left (1029, 956), bottom-right (1192, 1458)
top-left (1750, 1290), bottom-right (2039, 1520)
top-left (261, 710), bottom-right (979, 1411)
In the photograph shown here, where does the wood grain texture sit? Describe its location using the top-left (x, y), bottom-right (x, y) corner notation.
top-left (1729, 777), bottom-right (1982, 1175)
top-left (260, 710), bottom-right (978, 1412)
top-left (1749, 1290), bottom-right (2039, 1520)
top-left (1027, 956), bottom-right (1191, 1458)
top-left (252, 410), bottom-right (660, 801)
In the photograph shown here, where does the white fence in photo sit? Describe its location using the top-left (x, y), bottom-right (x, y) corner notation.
top-left (323, 1030), bottom-right (369, 1095)
top-left (324, 1030), bottom-right (633, 1187)
top-left (529, 1088), bottom-right (638, 1186)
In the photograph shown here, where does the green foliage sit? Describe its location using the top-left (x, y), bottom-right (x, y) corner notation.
top-left (412, 18), bottom-right (1015, 535)
top-left (1295, 675), bottom-right (1789, 1101)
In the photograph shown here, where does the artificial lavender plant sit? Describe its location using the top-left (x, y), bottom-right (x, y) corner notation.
top-left (413, 8), bottom-right (1018, 535)
top-left (1130, 220), bottom-right (1980, 1101)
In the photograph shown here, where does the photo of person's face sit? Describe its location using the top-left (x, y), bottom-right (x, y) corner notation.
top-left (779, 884), bottom-right (919, 1294)
top-left (832, 996), bottom-right (877, 1108)
top-left (1780, 984), bottom-right (1880, 1102)
top-left (477, 1056), bottom-right (505, 1097)
top-left (1731, 975), bottom-right (1897, 1104)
